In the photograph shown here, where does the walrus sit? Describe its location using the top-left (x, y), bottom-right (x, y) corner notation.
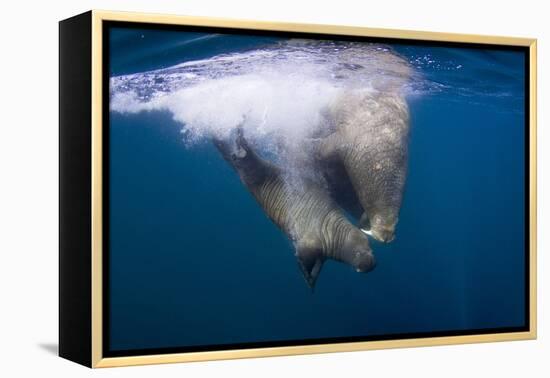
top-left (214, 128), bottom-right (375, 289)
top-left (317, 90), bottom-right (410, 243)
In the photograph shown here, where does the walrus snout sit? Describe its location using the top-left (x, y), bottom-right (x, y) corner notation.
top-left (370, 227), bottom-right (396, 243)
top-left (353, 250), bottom-right (376, 273)
top-left (361, 213), bottom-right (397, 243)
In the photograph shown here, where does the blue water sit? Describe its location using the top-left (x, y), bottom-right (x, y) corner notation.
top-left (108, 27), bottom-right (526, 352)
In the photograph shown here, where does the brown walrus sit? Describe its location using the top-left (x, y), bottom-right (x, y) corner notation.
top-left (214, 128), bottom-right (375, 288)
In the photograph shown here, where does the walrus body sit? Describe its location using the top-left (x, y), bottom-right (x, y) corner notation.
top-left (318, 90), bottom-right (410, 243)
top-left (214, 129), bottom-right (375, 288)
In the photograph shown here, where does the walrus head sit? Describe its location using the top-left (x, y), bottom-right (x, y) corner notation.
top-left (295, 228), bottom-right (375, 289)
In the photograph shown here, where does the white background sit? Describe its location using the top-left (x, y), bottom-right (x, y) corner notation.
top-left (0, 0), bottom-right (547, 376)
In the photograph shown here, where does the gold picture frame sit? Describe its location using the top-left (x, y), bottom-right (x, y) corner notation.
top-left (59, 9), bottom-right (537, 368)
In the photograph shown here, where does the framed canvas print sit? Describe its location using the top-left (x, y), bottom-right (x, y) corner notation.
top-left (59, 10), bottom-right (537, 368)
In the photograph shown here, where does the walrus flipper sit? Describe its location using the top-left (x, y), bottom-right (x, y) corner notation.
top-left (295, 236), bottom-right (325, 290)
top-left (212, 127), bottom-right (274, 186)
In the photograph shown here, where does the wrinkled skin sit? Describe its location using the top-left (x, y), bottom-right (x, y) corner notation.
top-left (214, 129), bottom-right (375, 289)
top-left (317, 90), bottom-right (410, 243)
